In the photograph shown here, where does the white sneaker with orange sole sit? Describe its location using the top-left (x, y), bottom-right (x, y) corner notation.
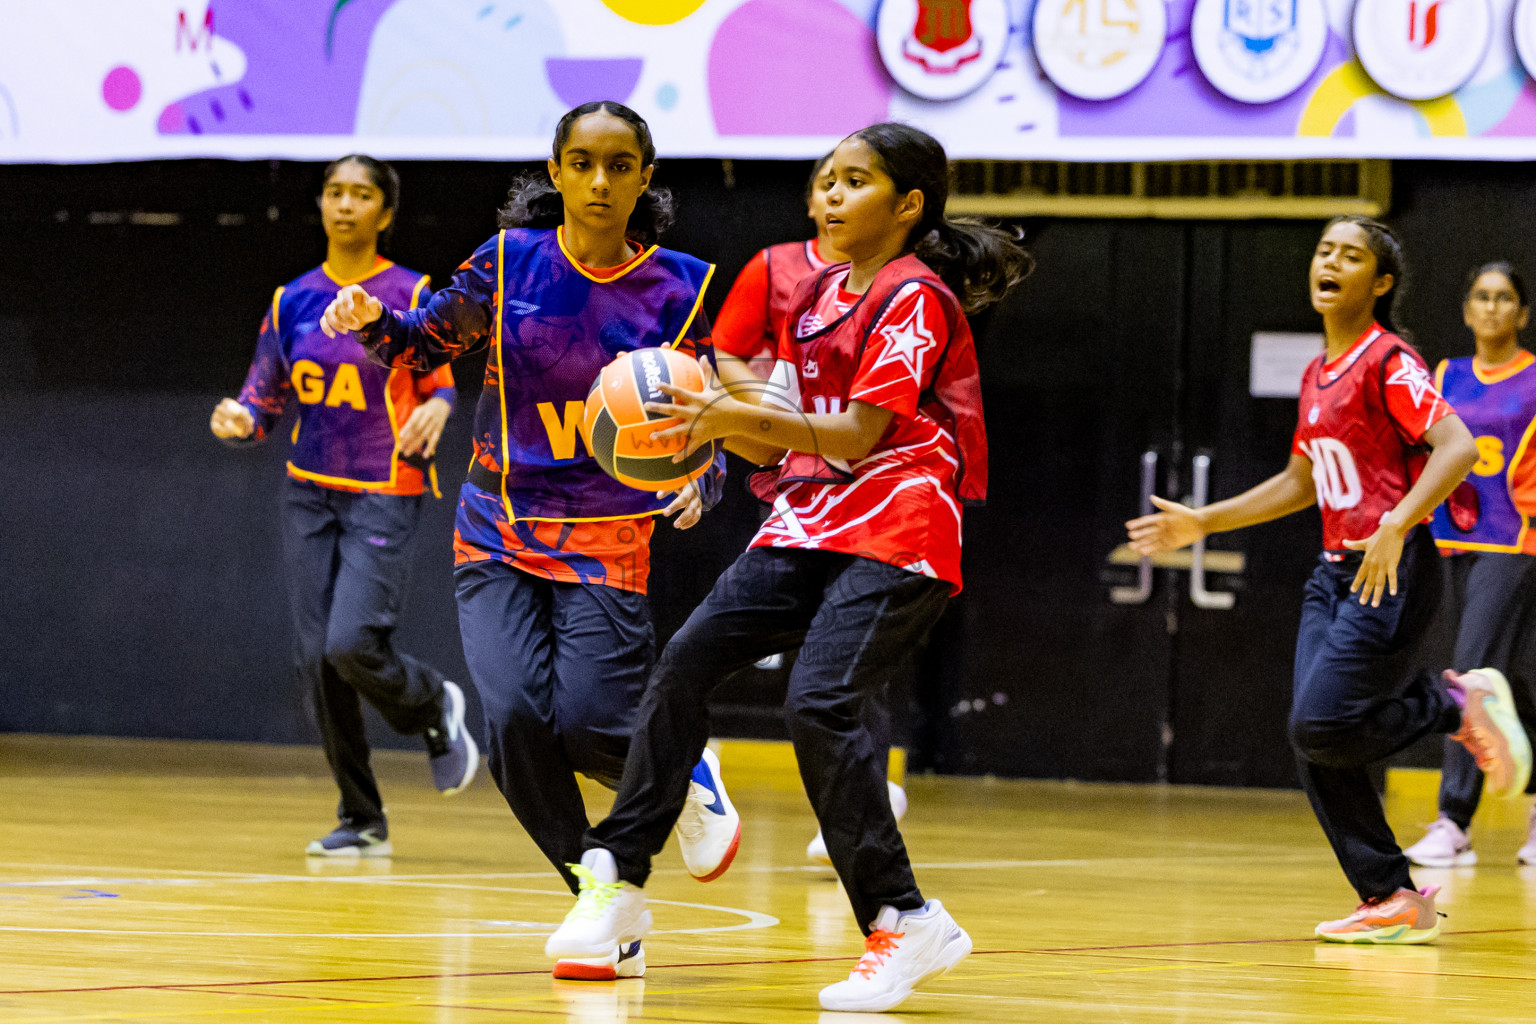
top-left (818, 900), bottom-right (971, 1012)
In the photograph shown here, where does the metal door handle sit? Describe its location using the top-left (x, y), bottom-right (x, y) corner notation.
top-left (1190, 453), bottom-right (1235, 610)
top-left (1111, 450), bottom-right (1158, 605)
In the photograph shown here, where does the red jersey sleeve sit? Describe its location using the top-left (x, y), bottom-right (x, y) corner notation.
top-left (848, 282), bottom-right (950, 420)
top-left (1382, 348), bottom-right (1453, 443)
top-left (712, 249), bottom-right (771, 361)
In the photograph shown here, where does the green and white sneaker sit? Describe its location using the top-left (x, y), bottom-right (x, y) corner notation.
top-left (545, 849), bottom-right (652, 962)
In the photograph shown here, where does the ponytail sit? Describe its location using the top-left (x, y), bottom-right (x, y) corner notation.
top-left (496, 100), bottom-right (675, 247)
top-left (851, 122), bottom-right (1032, 315)
top-left (915, 218), bottom-right (1033, 316)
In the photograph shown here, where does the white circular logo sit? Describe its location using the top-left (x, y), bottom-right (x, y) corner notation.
top-left (1308, 405), bottom-right (1320, 424)
top-left (1352, 0), bottom-right (1493, 101)
top-left (1032, 0), bottom-right (1169, 101)
top-left (1191, 0), bottom-right (1329, 103)
top-left (876, 0), bottom-right (1010, 101)
top-left (1513, 0), bottom-right (1536, 81)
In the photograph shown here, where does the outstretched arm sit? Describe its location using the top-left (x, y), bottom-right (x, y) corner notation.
top-left (321, 239), bottom-right (499, 370)
top-left (711, 351), bottom-right (791, 465)
top-left (1126, 454), bottom-right (1317, 555)
top-left (647, 364), bottom-right (894, 464)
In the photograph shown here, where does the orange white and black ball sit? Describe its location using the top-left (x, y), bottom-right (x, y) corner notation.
top-left (582, 347), bottom-right (720, 492)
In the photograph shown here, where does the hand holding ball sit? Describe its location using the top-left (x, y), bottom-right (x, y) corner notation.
top-left (582, 347), bottom-right (720, 492)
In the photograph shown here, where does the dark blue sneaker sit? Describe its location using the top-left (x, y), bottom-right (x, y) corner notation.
top-left (306, 824), bottom-right (392, 858)
top-left (425, 680), bottom-right (478, 795)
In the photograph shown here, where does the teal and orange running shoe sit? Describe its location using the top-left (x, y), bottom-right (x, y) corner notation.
top-left (1315, 886), bottom-right (1442, 944)
top-left (1448, 669), bottom-right (1533, 800)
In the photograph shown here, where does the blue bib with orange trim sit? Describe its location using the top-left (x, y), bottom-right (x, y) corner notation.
top-left (276, 261), bottom-right (432, 489)
top-left (1431, 355), bottom-right (1536, 551)
top-left (477, 229), bottom-right (714, 520)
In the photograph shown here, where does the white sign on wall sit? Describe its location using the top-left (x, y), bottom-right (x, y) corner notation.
top-left (1250, 332), bottom-right (1324, 398)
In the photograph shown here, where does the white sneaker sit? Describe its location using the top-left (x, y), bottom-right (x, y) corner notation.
top-left (1519, 805), bottom-right (1536, 865)
top-left (809, 781), bottom-right (909, 866)
top-left (675, 748), bottom-right (740, 881)
top-left (1404, 816), bottom-right (1477, 867)
top-left (818, 900), bottom-right (972, 1012)
top-left (553, 939), bottom-right (646, 980)
top-left (545, 849), bottom-right (652, 961)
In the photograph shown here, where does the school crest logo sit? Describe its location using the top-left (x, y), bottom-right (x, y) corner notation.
top-left (1511, 0), bottom-right (1536, 82)
top-left (1191, 0), bottom-right (1329, 103)
top-left (1032, 0), bottom-right (1168, 101)
top-left (1352, 0), bottom-right (1493, 100)
top-left (877, 0), bottom-right (1010, 101)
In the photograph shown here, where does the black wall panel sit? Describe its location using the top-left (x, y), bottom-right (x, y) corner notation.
top-left (1, 158), bottom-right (1531, 780)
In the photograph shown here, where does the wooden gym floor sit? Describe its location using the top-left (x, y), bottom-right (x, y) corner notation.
top-left (3, 735), bottom-right (1536, 1023)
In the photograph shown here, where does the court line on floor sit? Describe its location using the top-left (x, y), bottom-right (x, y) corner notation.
top-left (1020, 944), bottom-right (1536, 984)
top-left (0, 886), bottom-right (778, 939)
top-left (9, 962), bottom-right (1255, 1024)
top-left (0, 848), bottom-right (1322, 884)
top-left (14, 927), bottom-right (1536, 998)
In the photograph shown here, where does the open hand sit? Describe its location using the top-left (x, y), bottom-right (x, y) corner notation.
top-left (644, 356), bottom-right (737, 461)
top-left (398, 396), bottom-right (450, 458)
top-left (320, 284), bottom-right (382, 338)
top-left (1342, 525), bottom-right (1404, 607)
top-left (1126, 495), bottom-right (1207, 556)
top-left (658, 479), bottom-right (704, 530)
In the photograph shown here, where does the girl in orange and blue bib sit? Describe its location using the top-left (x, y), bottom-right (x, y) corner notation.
top-left (211, 155), bottom-right (476, 860)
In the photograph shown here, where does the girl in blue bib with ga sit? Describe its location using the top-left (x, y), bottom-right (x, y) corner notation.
top-left (1405, 262), bottom-right (1536, 868)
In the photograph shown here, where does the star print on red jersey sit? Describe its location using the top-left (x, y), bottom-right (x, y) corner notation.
top-left (1387, 358), bottom-right (1438, 408)
top-left (870, 292), bottom-right (939, 381)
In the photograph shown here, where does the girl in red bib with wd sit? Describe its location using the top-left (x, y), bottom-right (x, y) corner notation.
top-left (1129, 217), bottom-right (1531, 944)
top-left (546, 123), bottom-right (1030, 1013)
top-left (713, 151), bottom-right (910, 865)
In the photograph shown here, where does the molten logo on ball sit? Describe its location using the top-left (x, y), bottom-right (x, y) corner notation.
top-left (582, 347), bottom-right (719, 493)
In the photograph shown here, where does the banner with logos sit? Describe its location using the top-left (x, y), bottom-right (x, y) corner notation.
top-left (10, 0), bottom-right (1536, 164)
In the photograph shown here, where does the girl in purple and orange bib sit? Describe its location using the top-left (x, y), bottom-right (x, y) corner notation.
top-left (1130, 217), bottom-right (1530, 944)
top-left (210, 155), bottom-right (476, 859)
top-left (320, 102), bottom-right (742, 982)
top-left (1404, 262), bottom-right (1536, 868)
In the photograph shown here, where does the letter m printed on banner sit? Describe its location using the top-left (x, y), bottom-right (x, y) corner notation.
top-left (177, 7), bottom-right (215, 52)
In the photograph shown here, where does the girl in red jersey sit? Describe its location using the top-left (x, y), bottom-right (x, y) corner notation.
top-left (1128, 217), bottom-right (1530, 944)
top-left (713, 152), bottom-right (908, 866)
top-left (547, 123), bottom-right (1030, 1013)
top-left (713, 152), bottom-right (845, 374)
top-left (210, 155), bottom-right (477, 859)
top-left (319, 103), bottom-right (740, 981)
